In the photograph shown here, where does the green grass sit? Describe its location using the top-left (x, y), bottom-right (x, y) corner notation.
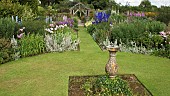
top-left (0, 27), bottom-right (170, 96)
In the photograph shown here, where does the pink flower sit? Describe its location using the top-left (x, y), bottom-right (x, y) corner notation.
top-left (159, 31), bottom-right (166, 36)
top-left (17, 33), bottom-right (24, 39)
top-left (49, 24), bottom-right (54, 27)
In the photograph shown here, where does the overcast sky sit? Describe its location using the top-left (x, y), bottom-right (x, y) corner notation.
top-left (114, 0), bottom-right (170, 7)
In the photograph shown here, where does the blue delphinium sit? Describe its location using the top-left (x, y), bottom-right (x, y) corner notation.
top-left (93, 11), bottom-right (110, 24)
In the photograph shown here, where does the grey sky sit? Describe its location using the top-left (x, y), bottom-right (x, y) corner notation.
top-left (115, 0), bottom-right (170, 7)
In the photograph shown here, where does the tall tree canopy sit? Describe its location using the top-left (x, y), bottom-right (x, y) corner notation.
top-left (139, 0), bottom-right (152, 11)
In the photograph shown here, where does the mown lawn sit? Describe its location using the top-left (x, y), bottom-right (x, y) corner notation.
top-left (0, 27), bottom-right (170, 96)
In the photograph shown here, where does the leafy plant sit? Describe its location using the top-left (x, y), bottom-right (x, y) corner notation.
top-left (82, 75), bottom-right (132, 96)
top-left (110, 14), bottom-right (127, 24)
top-left (146, 21), bottom-right (166, 34)
top-left (87, 22), bottom-right (110, 44)
top-left (86, 24), bottom-right (95, 35)
top-left (73, 17), bottom-right (78, 31)
top-left (18, 34), bottom-right (45, 57)
top-left (0, 0), bottom-right (35, 20)
top-left (0, 17), bottom-right (15, 39)
top-left (21, 4), bottom-right (36, 21)
top-left (0, 38), bottom-right (15, 64)
top-left (21, 20), bottom-right (47, 35)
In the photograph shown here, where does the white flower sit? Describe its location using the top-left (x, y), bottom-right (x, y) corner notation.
top-left (56, 25), bottom-right (59, 28)
top-left (45, 28), bottom-right (53, 33)
top-left (59, 25), bottom-right (64, 28)
top-left (64, 24), bottom-right (67, 27)
top-left (50, 28), bottom-right (53, 30)
top-left (54, 28), bottom-right (58, 30)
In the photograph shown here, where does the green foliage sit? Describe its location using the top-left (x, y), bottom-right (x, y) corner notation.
top-left (152, 48), bottom-right (170, 59)
top-left (151, 35), bottom-right (170, 59)
top-left (156, 6), bottom-right (170, 25)
top-left (0, 0), bottom-right (35, 19)
top-left (0, 38), bottom-right (15, 64)
top-left (82, 75), bottom-right (132, 96)
top-left (55, 27), bottom-right (78, 43)
top-left (111, 20), bottom-right (145, 44)
top-left (146, 21), bottom-right (166, 34)
top-left (37, 6), bottom-right (46, 16)
top-left (87, 24), bottom-right (95, 35)
top-left (91, 0), bottom-right (110, 10)
top-left (73, 17), bottom-right (79, 32)
top-left (87, 22), bottom-right (110, 44)
top-left (21, 4), bottom-right (36, 21)
top-left (139, 0), bottom-right (152, 9)
top-left (0, 17), bottom-right (15, 39)
top-left (0, 0), bottom-right (21, 17)
top-left (110, 14), bottom-right (127, 24)
top-left (22, 20), bottom-right (47, 35)
top-left (111, 19), bottom-right (166, 48)
top-left (87, 17), bottom-right (169, 58)
top-left (19, 0), bottom-right (39, 13)
top-left (18, 34), bottom-right (45, 57)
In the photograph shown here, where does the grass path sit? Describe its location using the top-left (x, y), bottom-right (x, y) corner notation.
top-left (0, 27), bottom-right (170, 96)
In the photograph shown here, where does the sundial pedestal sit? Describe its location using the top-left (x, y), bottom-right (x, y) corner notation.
top-left (105, 46), bottom-right (119, 78)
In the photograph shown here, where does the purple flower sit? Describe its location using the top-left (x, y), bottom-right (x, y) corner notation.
top-left (141, 12), bottom-right (145, 17)
top-left (129, 12), bottom-right (133, 16)
top-left (63, 15), bottom-right (67, 21)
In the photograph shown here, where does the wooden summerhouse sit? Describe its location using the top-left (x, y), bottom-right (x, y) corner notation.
top-left (69, 2), bottom-right (91, 17)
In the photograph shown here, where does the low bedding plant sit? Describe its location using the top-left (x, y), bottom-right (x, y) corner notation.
top-left (82, 75), bottom-right (132, 96)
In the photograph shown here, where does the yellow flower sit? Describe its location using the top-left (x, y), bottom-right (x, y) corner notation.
top-left (85, 21), bottom-right (92, 27)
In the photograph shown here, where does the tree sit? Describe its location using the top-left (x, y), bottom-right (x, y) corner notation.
top-left (39, 0), bottom-right (69, 6)
top-left (157, 6), bottom-right (170, 25)
top-left (16, 0), bottom-right (39, 13)
top-left (139, 0), bottom-right (152, 11)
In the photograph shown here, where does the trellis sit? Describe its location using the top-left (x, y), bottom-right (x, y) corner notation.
top-left (69, 2), bottom-right (90, 17)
